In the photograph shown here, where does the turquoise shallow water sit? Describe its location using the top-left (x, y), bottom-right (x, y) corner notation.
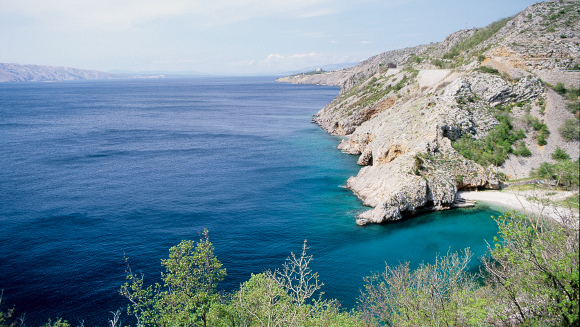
top-left (0, 77), bottom-right (501, 325)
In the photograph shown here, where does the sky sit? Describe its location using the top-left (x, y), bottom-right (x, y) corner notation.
top-left (0, 0), bottom-right (540, 75)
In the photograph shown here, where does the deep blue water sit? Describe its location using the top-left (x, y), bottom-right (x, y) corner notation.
top-left (0, 77), bottom-right (501, 325)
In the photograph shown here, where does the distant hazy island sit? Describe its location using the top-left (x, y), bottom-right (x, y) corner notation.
top-left (0, 63), bottom-right (164, 82)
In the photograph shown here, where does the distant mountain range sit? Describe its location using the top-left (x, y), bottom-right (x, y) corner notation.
top-left (0, 62), bottom-right (361, 82)
top-left (0, 63), bottom-right (164, 82)
top-left (109, 62), bottom-right (361, 77)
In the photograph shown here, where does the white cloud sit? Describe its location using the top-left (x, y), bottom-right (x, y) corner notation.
top-left (265, 52), bottom-right (317, 63)
top-left (361, 41), bottom-right (372, 44)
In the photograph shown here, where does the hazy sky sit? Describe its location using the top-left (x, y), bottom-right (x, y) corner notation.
top-left (1, 0), bottom-right (539, 75)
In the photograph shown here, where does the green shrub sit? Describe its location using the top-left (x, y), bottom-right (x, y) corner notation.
top-left (522, 113), bottom-right (534, 126)
top-left (432, 59), bottom-right (446, 68)
top-left (482, 212), bottom-right (580, 325)
top-left (531, 118), bottom-right (544, 131)
top-left (552, 146), bottom-right (570, 160)
top-left (452, 114), bottom-right (526, 166)
top-left (513, 142), bottom-right (532, 157)
top-left (360, 211), bottom-right (580, 326)
top-left (567, 101), bottom-right (579, 114)
top-left (476, 66), bottom-right (499, 74)
top-left (559, 118), bottom-right (580, 141)
top-left (537, 133), bottom-right (548, 145)
top-left (554, 82), bottom-right (566, 95)
top-left (442, 48), bottom-right (461, 59)
top-left (531, 118), bottom-right (550, 145)
top-left (442, 17), bottom-right (511, 60)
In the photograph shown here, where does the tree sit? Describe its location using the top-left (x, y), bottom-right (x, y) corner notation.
top-left (120, 229), bottom-right (226, 327)
top-left (358, 249), bottom-right (479, 326)
top-left (227, 273), bottom-right (296, 327)
top-left (534, 161), bottom-right (556, 180)
top-left (209, 240), bottom-right (364, 327)
top-left (482, 212), bottom-right (579, 326)
top-left (269, 240), bottom-right (323, 306)
top-left (533, 160), bottom-right (579, 189)
top-left (554, 159), bottom-right (580, 189)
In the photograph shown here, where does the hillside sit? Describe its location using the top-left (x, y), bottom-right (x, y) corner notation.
top-left (0, 63), bottom-right (163, 82)
top-left (278, 0), bottom-right (580, 224)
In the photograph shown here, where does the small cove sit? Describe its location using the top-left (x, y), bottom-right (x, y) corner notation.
top-left (0, 77), bottom-right (501, 325)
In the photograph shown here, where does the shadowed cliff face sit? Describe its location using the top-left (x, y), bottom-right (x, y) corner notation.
top-left (278, 1), bottom-right (580, 224)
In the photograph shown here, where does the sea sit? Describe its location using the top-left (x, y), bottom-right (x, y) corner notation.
top-left (0, 77), bottom-right (502, 325)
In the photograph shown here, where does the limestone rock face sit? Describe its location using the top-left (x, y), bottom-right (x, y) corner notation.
top-left (278, 0), bottom-right (577, 224)
top-left (318, 67), bottom-right (535, 223)
top-left (445, 72), bottom-right (543, 106)
top-left (337, 71), bottom-right (508, 224)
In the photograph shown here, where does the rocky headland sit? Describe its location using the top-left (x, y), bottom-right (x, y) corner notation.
top-left (278, 0), bottom-right (579, 224)
top-left (0, 63), bottom-right (164, 82)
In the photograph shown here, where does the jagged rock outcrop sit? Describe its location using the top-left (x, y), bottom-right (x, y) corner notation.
top-left (337, 70), bottom-right (508, 224)
top-left (280, 0), bottom-right (579, 224)
top-left (446, 73), bottom-right (543, 106)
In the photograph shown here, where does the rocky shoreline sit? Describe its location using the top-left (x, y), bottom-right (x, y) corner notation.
top-left (278, 0), bottom-right (579, 224)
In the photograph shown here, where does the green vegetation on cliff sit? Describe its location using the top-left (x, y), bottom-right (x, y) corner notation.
top-left (443, 17), bottom-right (512, 60)
top-left (452, 114), bottom-right (526, 166)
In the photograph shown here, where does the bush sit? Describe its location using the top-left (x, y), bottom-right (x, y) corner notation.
top-left (452, 114), bottom-right (527, 166)
top-left (443, 17), bottom-right (511, 60)
top-left (359, 211), bottom-right (580, 326)
top-left (482, 212), bottom-right (580, 325)
top-left (359, 250), bottom-right (477, 326)
top-left (554, 82), bottom-right (567, 95)
top-left (531, 118), bottom-right (550, 145)
top-left (567, 101), bottom-right (579, 114)
top-left (559, 118), bottom-right (580, 141)
top-left (537, 133), bottom-right (548, 145)
top-left (476, 66), bottom-right (499, 74)
top-left (552, 146), bottom-right (570, 160)
top-left (513, 141), bottom-right (532, 157)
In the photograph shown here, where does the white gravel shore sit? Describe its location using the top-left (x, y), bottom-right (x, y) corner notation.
top-left (456, 189), bottom-right (579, 226)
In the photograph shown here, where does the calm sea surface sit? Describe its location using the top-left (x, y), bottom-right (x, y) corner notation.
top-left (0, 77), bottom-right (501, 325)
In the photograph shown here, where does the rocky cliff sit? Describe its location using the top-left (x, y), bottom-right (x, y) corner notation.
top-left (0, 63), bottom-right (163, 82)
top-left (278, 0), bottom-right (580, 224)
